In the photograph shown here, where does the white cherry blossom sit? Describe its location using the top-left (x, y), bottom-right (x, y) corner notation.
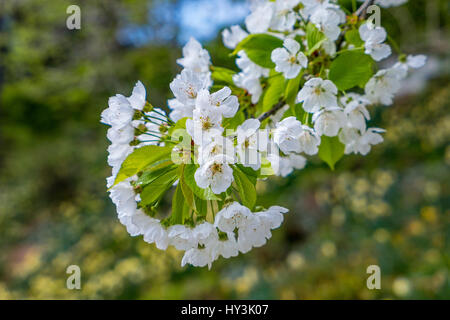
top-left (193, 222), bottom-right (219, 247)
top-left (197, 87), bottom-right (239, 118)
top-left (245, 1), bottom-right (274, 34)
top-left (312, 107), bottom-right (346, 137)
top-left (168, 98), bottom-right (194, 122)
top-left (392, 54), bottom-right (427, 80)
top-left (182, 247), bottom-right (215, 268)
top-left (267, 153), bottom-right (307, 177)
top-left (170, 69), bottom-right (208, 107)
top-left (310, 7), bottom-right (344, 41)
top-left (186, 96), bottom-right (224, 145)
top-left (339, 127), bottom-right (385, 155)
top-left (297, 78), bottom-right (338, 113)
top-left (359, 23), bottom-right (392, 61)
top-left (213, 233), bottom-right (239, 259)
top-left (237, 214), bottom-right (270, 253)
top-left (258, 206), bottom-right (289, 230)
top-left (365, 68), bottom-right (401, 106)
top-left (214, 202), bottom-right (252, 233)
top-left (236, 119), bottom-right (267, 170)
top-left (198, 135), bottom-right (236, 165)
top-left (271, 39), bottom-right (308, 79)
top-left (273, 116), bottom-right (303, 154)
top-left (177, 37), bottom-right (211, 74)
top-left (341, 94), bottom-right (371, 131)
top-left (194, 155), bottom-right (235, 194)
top-left (271, 0), bottom-right (300, 32)
top-left (107, 125), bottom-right (134, 145)
top-left (107, 143), bottom-right (134, 169)
top-left (300, 0), bottom-right (337, 18)
top-left (167, 225), bottom-right (197, 251)
top-left (132, 212), bottom-right (169, 250)
top-left (233, 73), bottom-right (264, 104)
top-left (298, 125), bottom-right (321, 155)
top-left (127, 80), bottom-right (146, 111)
top-left (102, 94), bottom-right (134, 129)
top-left (222, 25), bottom-right (248, 49)
top-left (235, 51), bottom-right (270, 79)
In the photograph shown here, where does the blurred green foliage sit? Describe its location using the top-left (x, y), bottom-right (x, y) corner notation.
top-left (0, 0), bottom-right (448, 299)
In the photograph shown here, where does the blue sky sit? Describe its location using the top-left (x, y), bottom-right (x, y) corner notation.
top-left (177, 0), bottom-right (248, 42)
top-left (117, 0), bottom-right (249, 46)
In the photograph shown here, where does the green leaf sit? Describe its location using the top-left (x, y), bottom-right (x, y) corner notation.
top-left (234, 34), bottom-right (284, 68)
top-left (179, 165), bottom-right (195, 210)
top-left (184, 164), bottom-right (221, 200)
top-left (306, 23), bottom-right (326, 55)
top-left (345, 29), bottom-right (364, 47)
top-left (169, 117), bottom-right (187, 135)
top-left (222, 108), bottom-right (245, 130)
top-left (171, 183), bottom-right (185, 224)
top-left (329, 50), bottom-right (374, 91)
top-left (140, 168), bottom-right (178, 206)
top-left (113, 145), bottom-right (173, 187)
top-left (263, 73), bottom-right (286, 112)
top-left (137, 164), bottom-right (177, 187)
top-left (260, 156), bottom-right (275, 177)
top-left (194, 195), bottom-right (208, 218)
top-left (285, 72), bottom-right (303, 108)
top-left (211, 66), bottom-right (236, 85)
top-left (233, 166), bottom-right (257, 209)
top-left (235, 164), bottom-right (258, 184)
top-left (318, 136), bottom-right (345, 170)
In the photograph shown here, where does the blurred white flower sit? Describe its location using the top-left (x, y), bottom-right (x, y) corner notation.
top-left (365, 68), bottom-right (401, 106)
top-left (222, 25), bottom-right (248, 49)
top-left (339, 127), bottom-right (385, 155)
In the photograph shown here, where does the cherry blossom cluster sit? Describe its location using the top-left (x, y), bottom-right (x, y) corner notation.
top-left (102, 0), bottom-right (426, 268)
top-left (101, 39), bottom-right (290, 268)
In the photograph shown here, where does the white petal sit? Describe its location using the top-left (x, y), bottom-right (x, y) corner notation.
top-left (284, 38), bottom-right (300, 55)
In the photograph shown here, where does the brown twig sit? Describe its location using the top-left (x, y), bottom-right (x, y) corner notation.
top-left (356, 0), bottom-right (376, 19)
top-left (336, 0), bottom-right (376, 50)
top-left (257, 100), bottom-right (287, 122)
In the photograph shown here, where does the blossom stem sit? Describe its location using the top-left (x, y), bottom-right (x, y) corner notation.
top-left (144, 115), bottom-right (170, 124)
top-left (150, 108), bottom-right (170, 120)
top-left (297, 12), bottom-right (308, 25)
top-left (387, 35), bottom-right (402, 54)
top-left (146, 129), bottom-right (163, 135)
top-left (336, 46), bottom-right (364, 55)
top-left (142, 132), bottom-right (162, 139)
top-left (139, 140), bottom-right (160, 143)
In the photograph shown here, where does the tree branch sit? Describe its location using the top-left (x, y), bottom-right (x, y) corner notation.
top-left (356, 0), bottom-right (376, 18)
top-left (258, 100), bottom-right (286, 122)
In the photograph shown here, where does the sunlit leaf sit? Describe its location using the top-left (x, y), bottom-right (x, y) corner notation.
top-left (318, 136), bottom-right (345, 170)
